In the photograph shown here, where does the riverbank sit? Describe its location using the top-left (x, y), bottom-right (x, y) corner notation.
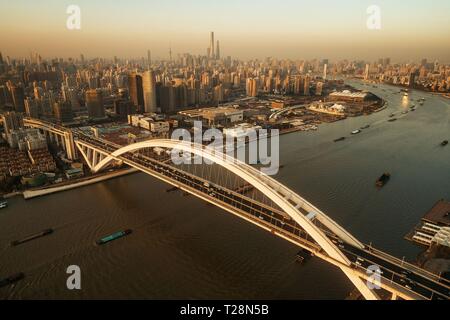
top-left (22, 167), bottom-right (139, 199)
top-left (2, 191), bottom-right (23, 199)
top-left (360, 79), bottom-right (450, 99)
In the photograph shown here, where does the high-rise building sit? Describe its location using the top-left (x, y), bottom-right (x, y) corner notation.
top-left (209, 32), bottom-right (215, 59)
top-left (323, 64), bottom-right (328, 80)
top-left (213, 84), bottom-right (224, 103)
top-left (158, 83), bottom-right (176, 113)
top-left (53, 101), bottom-right (73, 124)
top-left (364, 64), bottom-right (370, 80)
top-left (142, 70), bottom-right (157, 113)
top-left (10, 83), bottom-right (25, 112)
top-left (85, 89), bottom-right (105, 119)
top-left (0, 85), bottom-right (8, 106)
top-left (128, 73), bottom-right (144, 112)
top-left (0, 51), bottom-right (4, 73)
top-left (1, 111), bottom-right (24, 134)
top-left (303, 75), bottom-right (311, 96)
top-left (114, 99), bottom-right (134, 118)
top-left (216, 41), bottom-right (220, 60)
top-left (246, 78), bottom-right (259, 97)
top-left (24, 97), bottom-right (40, 118)
top-left (408, 72), bottom-right (417, 87)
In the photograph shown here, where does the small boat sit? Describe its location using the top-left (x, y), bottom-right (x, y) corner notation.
top-left (360, 125), bottom-right (370, 130)
top-left (441, 140), bottom-right (449, 146)
top-left (296, 249), bottom-right (313, 263)
top-left (0, 273), bottom-right (25, 288)
top-left (388, 118), bottom-right (397, 122)
top-left (0, 200), bottom-right (7, 209)
top-left (401, 111), bottom-right (409, 114)
top-left (166, 186), bottom-right (179, 193)
top-left (376, 173), bottom-right (391, 188)
top-left (351, 130), bottom-right (361, 135)
top-left (389, 113), bottom-right (395, 118)
top-left (334, 137), bottom-right (346, 142)
top-left (96, 229), bottom-right (132, 245)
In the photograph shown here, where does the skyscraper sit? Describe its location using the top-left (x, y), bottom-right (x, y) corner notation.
top-left (1, 111), bottom-right (24, 134)
top-left (53, 101), bottom-right (73, 124)
top-left (128, 73), bottom-right (144, 112)
top-left (323, 64), bottom-right (328, 80)
top-left (364, 64), bottom-right (370, 81)
top-left (303, 75), bottom-right (311, 96)
top-left (209, 32), bottom-right (215, 59)
top-left (10, 83), bottom-right (25, 112)
top-left (142, 70), bottom-right (157, 113)
top-left (85, 89), bottom-right (105, 119)
top-left (216, 40), bottom-right (220, 60)
top-left (24, 97), bottom-right (39, 118)
top-left (246, 78), bottom-right (259, 97)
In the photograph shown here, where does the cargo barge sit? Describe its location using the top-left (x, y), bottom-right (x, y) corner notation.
top-left (10, 229), bottom-right (54, 247)
top-left (96, 229), bottom-right (132, 245)
top-left (334, 137), bottom-right (346, 142)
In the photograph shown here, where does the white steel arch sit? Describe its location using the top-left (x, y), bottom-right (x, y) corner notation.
top-left (92, 139), bottom-right (378, 300)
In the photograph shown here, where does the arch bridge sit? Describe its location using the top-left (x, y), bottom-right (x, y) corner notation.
top-left (74, 134), bottom-right (450, 301)
top-left (16, 118), bottom-right (450, 300)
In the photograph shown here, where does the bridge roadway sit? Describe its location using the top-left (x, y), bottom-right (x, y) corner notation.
top-left (74, 133), bottom-right (450, 300)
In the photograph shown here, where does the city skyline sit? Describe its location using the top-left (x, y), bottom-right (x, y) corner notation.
top-left (1, 0), bottom-right (450, 62)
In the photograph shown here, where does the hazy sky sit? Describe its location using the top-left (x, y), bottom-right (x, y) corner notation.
top-left (1, 0), bottom-right (449, 62)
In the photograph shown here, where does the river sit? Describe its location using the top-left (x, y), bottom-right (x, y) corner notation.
top-left (1, 81), bottom-right (449, 299)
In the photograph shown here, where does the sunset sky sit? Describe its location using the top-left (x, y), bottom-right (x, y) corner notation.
top-left (1, 0), bottom-right (449, 62)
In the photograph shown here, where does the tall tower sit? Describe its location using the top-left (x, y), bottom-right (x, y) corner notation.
top-left (323, 64), bottom-right (328, 80)
top-left (210, 32), bottom-right (215, 59)
top-left (143, 70), bottom-right (157, 113)
top-left (216, 41), bottom-right (220, 60)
